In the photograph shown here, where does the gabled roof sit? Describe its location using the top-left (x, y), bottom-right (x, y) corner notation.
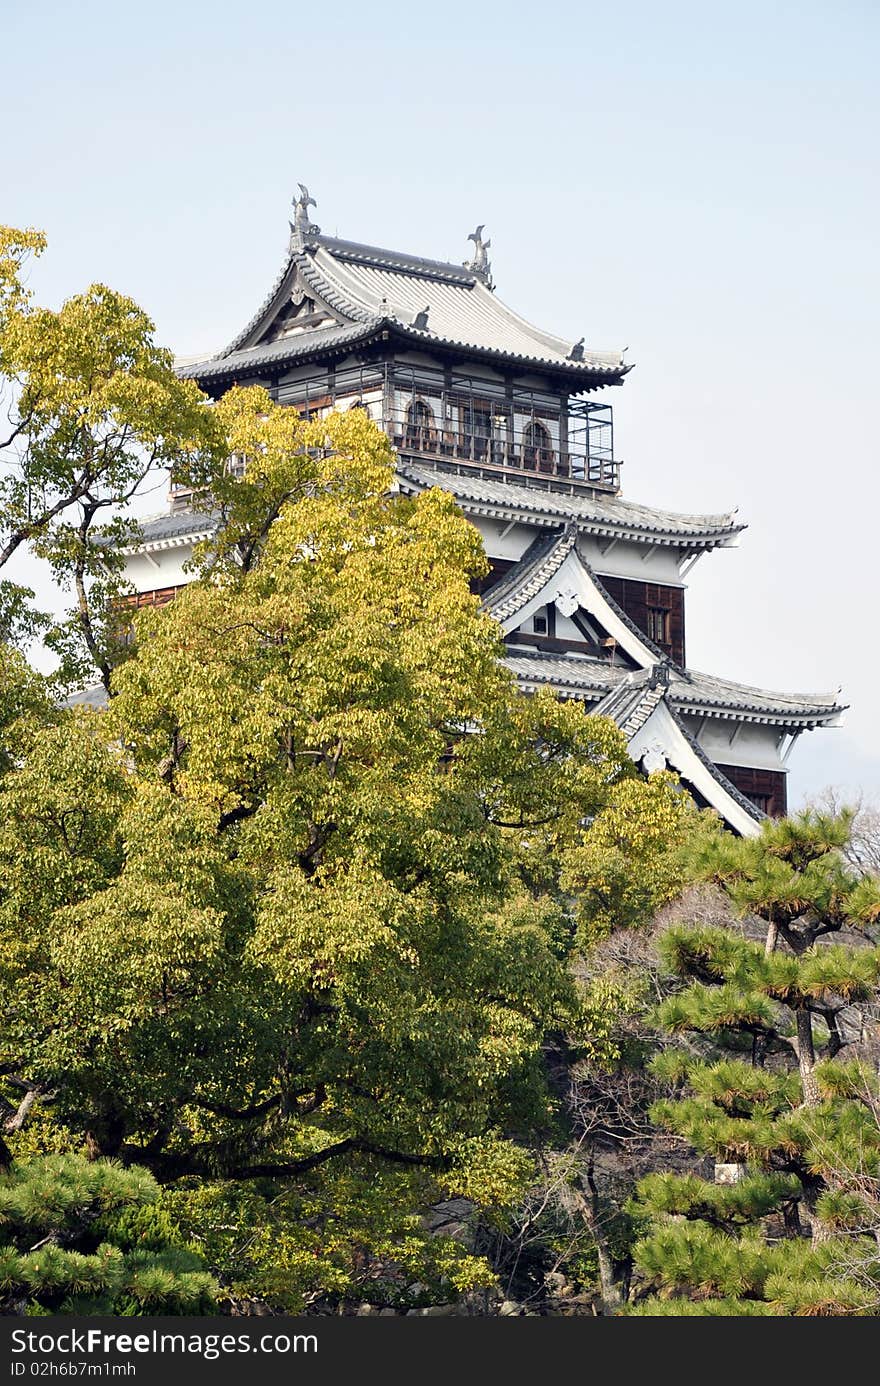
top-left (398, 463), bottom-right (744, 550)
top-left (597, 679), bottom-right (765, 835)
top-left (176, 229), bottom-right (630, 387)
top-left (487, 534), bottom-right (671, 667)
top-left (664, 703), bottom-right (766, 828)
top-left (179, 323), bottom-right (381, 382)
top-left (504, 649), bottom-right (644, 698)
top-left (592, 669), bottom-right (766, 831)
top-left (591, 667), bottom-right (667, 737)
top-left (484, 527), bottom-right (578, 622)
top-left (482, 537), bottom-right (844, 729)
top-left (499, 656), bottom-right (763, 832)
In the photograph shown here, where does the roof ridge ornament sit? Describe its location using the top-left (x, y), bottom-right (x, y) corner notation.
top-left (464, 225), bottom-right (494, 289)
top-left (289, 183), bottom-right (321, 251)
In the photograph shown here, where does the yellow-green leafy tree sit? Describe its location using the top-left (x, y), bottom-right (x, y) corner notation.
top-left (0, 391), bottom-right (649, 1308)
top-left (0, 225), bottom-right (222, 688)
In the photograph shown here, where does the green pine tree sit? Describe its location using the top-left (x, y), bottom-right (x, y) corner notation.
top-left (0, 1153), bottom-right (216, 1315)
top-left (628, 811), bottom-right (880, 1316)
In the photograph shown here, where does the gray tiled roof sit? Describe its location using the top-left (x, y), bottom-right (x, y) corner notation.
top-left (670, 667), bottom-right (845, 723)
top-left (128, 511), bottom-right (218, 544)
top-left (501, 649), bottom-right (844, 727)
top-left (305, 238), bottom-right (623, 370)
top-left (221, 256), bottom-right (298, 357)
top-left (592, 672), bottom-right (765, 822)
top-left (309, 235), bottom-right (479, 285)
top-left (64, 685), bottom-right (109, 709)
top-left (503, 649), bottom-right (622, 695)
top-left (592, 669), bottom-right (665, 735)
top-left (399, 464), bottom-right (743, 547)
top-left (177, 322), bottom-right (379, 381)
top-left (177, 232), bottom-right (629, 384)
top-left (484, 537), bottom-right (672, 665)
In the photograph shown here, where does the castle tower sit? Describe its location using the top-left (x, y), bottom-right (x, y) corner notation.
top-left (120, 189), bottom-right (844, 833)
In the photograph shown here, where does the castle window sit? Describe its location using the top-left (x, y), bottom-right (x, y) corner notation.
top-left (404, 398), bottom-right (436, 450)
top-left (533, 613), bottom-right (548, 635)
top-left (647, 607), bottom-right (670, 645)
top-left (459, 400), bottom-right (492, 461)
top-left (522, 420), bottom-right (553, 471)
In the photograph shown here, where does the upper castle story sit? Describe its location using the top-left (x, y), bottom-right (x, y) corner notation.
top-left (173, 186), bottom-right (629, 505)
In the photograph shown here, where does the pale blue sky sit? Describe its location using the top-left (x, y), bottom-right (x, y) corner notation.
top-left (3, 0), bottom-right (879, 804)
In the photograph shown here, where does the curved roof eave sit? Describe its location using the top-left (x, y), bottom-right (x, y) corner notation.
top-left (177, 319), bottom-right (630, 388)
top-left (627, 700), bottom-right (765, 835)
top-left (222, 250), bottom-right (298, 357)
top-left (397, 464), bottom-right (744, 548)
top-left (501, 646), bottom-right (846, 730)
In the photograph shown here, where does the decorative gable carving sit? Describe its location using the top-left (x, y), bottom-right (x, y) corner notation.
top-left (553, 583), bottom-right (579, 618)
top-left (257, 270), bottom-right (346, 345)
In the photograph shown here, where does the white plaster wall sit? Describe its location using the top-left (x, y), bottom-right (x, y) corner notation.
top-left (681, 713), bottom-right (786, 771)
top-left (628, 701), bottom-right (762, 838)
top-left (578, 534), bottom-right (686, 585)
top-left (474, 519), bottom-right (694, 583)
top-left (471, 517), bottom-right (543, 562)
top-left (331, 388), bottom-right (383, 420)
top-left (122, 545), bottom-right (196, 593)
top-left (511, 410), bottom-right (560, 447)
top-left (465, 516), bottom-right (699, 584)
top-left (553, 610), bottom-right (590, 640)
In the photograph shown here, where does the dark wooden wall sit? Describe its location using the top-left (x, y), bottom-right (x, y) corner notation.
top-left (715, 764), bottom-right (788, 818)
top-left (598, 576), bottom-right (686, 666)
top-left (471, 557), bottom-right (516, 597)
top-left (121, 586), bottom-right (185, 609)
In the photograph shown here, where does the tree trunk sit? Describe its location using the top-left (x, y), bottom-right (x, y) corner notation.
top-left (794, 1008), bottom-right (831, 1243)
top-left (764, 920), bottom-right (779, 955)
top-left (782, 1199), bottom-right (804, 1237)
top-left (579, 1160), bottom-right (622, 1313)
top-left (795, 1008), bottom-right (820, 1107)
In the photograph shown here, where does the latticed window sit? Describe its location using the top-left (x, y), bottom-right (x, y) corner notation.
top-left (647, 607), bottom-right (670, 644)
top-left (404, 399), bottom-right (436, 450)
top-left (522, 420), bottom-right (553, 470)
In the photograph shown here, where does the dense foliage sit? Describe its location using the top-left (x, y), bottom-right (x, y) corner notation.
top-left (2, 224), bottom-right (879, 1317)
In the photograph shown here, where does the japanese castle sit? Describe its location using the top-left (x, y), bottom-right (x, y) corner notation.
top-left (120, 187), bottom-right (844, 834)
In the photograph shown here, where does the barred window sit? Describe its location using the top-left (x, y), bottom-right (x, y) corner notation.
top-left (647, 607), bottom-right (670, 644)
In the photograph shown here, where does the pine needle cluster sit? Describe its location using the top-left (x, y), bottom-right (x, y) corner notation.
top-left (628, 812), bottom-right (880, 1315)
top-left (0, 1154), bottom-right (216, 1314)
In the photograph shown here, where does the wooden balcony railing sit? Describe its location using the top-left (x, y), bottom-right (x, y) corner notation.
top-left (382, 409), bottom-right (619, 488)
